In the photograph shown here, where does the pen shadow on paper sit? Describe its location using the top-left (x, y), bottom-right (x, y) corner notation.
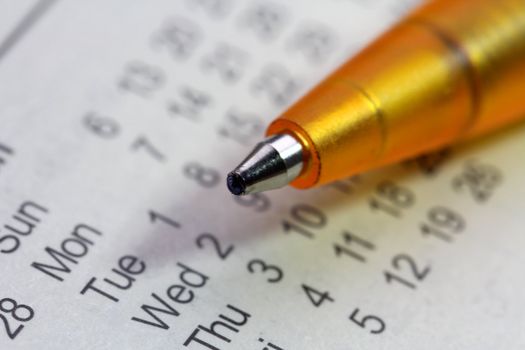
top-left (133, 120), bottom-right (525, 268)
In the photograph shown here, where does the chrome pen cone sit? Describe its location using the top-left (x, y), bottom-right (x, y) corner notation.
top-left (226, 134), bottom-right (304, 195)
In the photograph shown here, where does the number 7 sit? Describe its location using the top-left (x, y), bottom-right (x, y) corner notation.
top-left (131, 136), bottom-right (166, 162)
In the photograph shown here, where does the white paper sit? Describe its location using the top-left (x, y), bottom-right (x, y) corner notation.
top-left (1, 0), bottom-right (524, 349)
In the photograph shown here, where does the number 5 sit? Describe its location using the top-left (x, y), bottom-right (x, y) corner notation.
top-left (349, 308), bottom-right (385, 334)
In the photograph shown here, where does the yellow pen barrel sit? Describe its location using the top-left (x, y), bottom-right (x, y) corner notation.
top-left (267, 0), bottom-right (525, 189)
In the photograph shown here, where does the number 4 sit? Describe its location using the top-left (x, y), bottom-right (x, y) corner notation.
top-left (301, 284), bottom-right (334, 307)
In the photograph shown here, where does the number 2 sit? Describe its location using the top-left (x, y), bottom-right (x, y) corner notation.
top-left (196, 233), bottom-right (234, 260)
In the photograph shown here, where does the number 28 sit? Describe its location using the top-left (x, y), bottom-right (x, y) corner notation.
top-left (0, 297), bottom-right (34, 340)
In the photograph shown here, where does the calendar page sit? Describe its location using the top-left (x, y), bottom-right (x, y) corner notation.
top-left (1, 1), bottom-right (525, 349)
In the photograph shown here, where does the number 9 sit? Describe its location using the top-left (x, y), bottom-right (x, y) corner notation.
top-left (233, 193), bottom-right (270, 212)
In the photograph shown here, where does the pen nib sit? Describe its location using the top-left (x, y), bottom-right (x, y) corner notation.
top-left (226, 172), bottom-right (246, 196)
top-left (226, 134), bottom-right (304, 195)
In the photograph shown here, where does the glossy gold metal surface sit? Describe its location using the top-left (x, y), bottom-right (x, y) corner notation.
top-left (267, 0), bottom-right (525, 188)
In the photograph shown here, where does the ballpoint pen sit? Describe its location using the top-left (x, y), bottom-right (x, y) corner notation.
top-left (226, 0), bottom-right (525, 195)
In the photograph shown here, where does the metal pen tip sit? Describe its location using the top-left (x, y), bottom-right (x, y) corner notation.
top-left (226, 134), bottom-right (304, 196)
top-left (226, 171), bottom-right (246, 195)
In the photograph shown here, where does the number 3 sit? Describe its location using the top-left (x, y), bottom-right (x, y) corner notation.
top-left (247, 259), bottom-right (283, 283)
